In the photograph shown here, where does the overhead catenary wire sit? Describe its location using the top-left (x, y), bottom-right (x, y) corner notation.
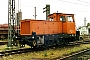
top-left (20, 0), bottom-right (90, 10)
top-left (78, 0), bottom-right (90, 4)
top-left (20, 0), bottom-right (90, 12)
top-left (1, 0), bottom-right (90, 7)
top-left (57, 0), bottom-right (90, 12)
top-left (58, 0), bottom-right (90, 7)
top-left (21, 0), bottom-right (90, 7)
top-left (16, 0), bottom-right (90, 11)
top-left (58, 0), bottom-right (90, 12)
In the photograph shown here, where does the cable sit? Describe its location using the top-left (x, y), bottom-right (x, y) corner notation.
top-left (21, 0), bottom-right (90, 8)
top-left (17, 0), bottom-right (90, 12)
top-left (78, 0), bottom-right (90, 4)
top-left (57, 0), bottom-right (90, 12)
top-left (22, 0), bottom-right (90, 7)
top-left (58, 0), bottom-right (90, 7)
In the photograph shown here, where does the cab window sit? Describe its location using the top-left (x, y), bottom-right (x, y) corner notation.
top-left (60, 16), bottom-right (66, 22)
top-left (49, 17), bottom-right (53, 21)
top-left (66, 16), bottom-right (74, 22)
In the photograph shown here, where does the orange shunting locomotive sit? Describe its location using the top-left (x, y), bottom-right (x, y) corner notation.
top-left (15, 13), bottom-right (80, 48)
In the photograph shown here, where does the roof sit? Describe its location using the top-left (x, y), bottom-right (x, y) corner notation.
top-left (48, 13), bottom-right (74, 17)
top-left (78, 26), bottom-right (88, 30)
top-left (0, 24), bottom-right (19, 29)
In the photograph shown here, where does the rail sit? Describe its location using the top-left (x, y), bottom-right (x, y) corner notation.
top-left (0, 48), bottom-right (37, 56)
top-left (0, 41), bottom-right (8, 45)
top-left (0, 39), bottom-right (89, 60)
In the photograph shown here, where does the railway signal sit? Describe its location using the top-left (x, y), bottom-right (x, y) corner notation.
top-left (43, 4), bottom-right (50, 20)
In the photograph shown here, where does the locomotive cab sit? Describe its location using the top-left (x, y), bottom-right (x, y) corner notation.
top-left (48, 13), bottom-right (76, 34)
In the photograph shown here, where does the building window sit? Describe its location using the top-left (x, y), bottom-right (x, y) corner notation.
top-left (88, 28), bottom-right (90, 34)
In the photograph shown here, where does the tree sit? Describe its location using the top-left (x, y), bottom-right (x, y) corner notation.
top-left (87, 23), bottom-right (90, 27)
top-left (78, 26), bottom-right (82, 29)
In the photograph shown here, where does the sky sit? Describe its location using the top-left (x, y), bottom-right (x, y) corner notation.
top-left (0, 0), bottom-right (90, 28)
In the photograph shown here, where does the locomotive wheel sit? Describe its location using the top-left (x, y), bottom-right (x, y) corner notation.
top-left (12, 40), bottom-right (18, 46)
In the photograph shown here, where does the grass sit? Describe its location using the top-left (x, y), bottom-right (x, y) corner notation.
top-left (1, 44), bottom-right (90, 60)
top-left (0, 39), bottom-right (7, 41)
top-left (0, 45), bottom-right (7, 52)
top-left (0, 44), bottom-right (30, 52)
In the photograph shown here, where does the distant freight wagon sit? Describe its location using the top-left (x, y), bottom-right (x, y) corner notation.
top-left (0, 24), bottom-right (19, 40)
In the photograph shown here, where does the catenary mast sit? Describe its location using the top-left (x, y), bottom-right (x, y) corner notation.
top-left (8, 0), bottom-right (15, 47)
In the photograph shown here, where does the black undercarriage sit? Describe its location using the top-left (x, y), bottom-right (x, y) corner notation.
top-left (14, 31), bottom-right (80, 48)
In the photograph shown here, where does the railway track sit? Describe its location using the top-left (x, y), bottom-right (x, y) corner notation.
top-left (67, 39), bottom-right (90, 46)
top-left (53, 39), bottom-right (90, 60)
top-left (0, 47), bottom-right (44, 56)
top-left (56, 49), bottom-right (90, 60)
top-left (0, 39), bottom-right (90, 59)
top-left (25, 48), bottom-right (90, 60)
top-left (0, 48), bottom-right (31, 56)
top-left (0, 41), bottom-right (7, 45)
